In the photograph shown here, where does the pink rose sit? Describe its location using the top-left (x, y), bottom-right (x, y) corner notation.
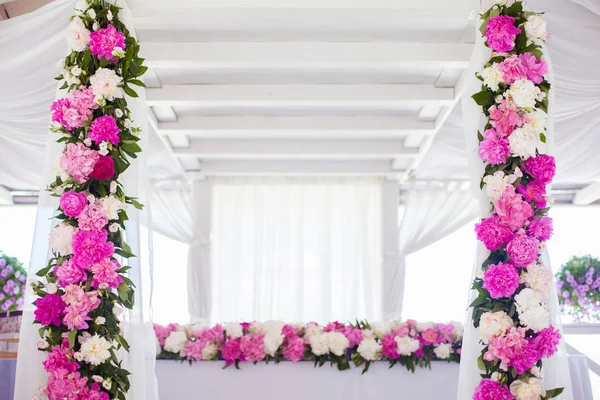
top-left (59, 190), bottom-right (88, 217)
top-left (90, 155), bottom-right (115, 181)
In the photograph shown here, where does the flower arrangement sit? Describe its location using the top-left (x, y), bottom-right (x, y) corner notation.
top-left (0, 252), bottom-right (27, 312)
top-left (469, 1), bottom-right (564, 399)
top-left (556, 255), bottom-right (600, 323)
top-left (154, 320), bottom-right (463, 373)
top-left (29, 1), bottom-right (146, 399)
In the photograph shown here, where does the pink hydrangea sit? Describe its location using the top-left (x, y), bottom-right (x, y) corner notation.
top-left (78, 203), bottom-right (108, 231)
top-left (89, 24), bottom-right (126, 60)
top-left (44, 371), bottom-right (89, 400)
top-left (475, 216), bottom-right (515, 251)
top-left (90, 258), bottom-right (123, 289)
top-left (59, 143), bottom-right (99, 184)
top-left (483, 262), bottom-right (520, 298)
top-left (494, 186), bottom-right (534, 231)
top-left (221, 337), bottom-right (244, 365)
top-left (484, 15), bottom-right (521, 52)
top-left (72, 230), bottom-right (114, 269)
top-left (527, 216), bottom-right (553, 241)
top-left (184, 340), bottom-right (205, 361)
top-left (42, 340), bottom-right (79, 375)
top-left (524, 155), bottom-right (556, 185)
top-left (381, 333), bottom-right (400, 359)
top-left (517, 181), bottom-right (547, 209)
top-left (478, 128), bottom-right (511, 165)
top-left (532, 326), bottom-right (561, 359)
top-left (283, 336), bottom-right (306, 362)
top-left (54, 259), bottom-right (87, 286)
top-left (489, 99), bottom-right (524, 137)
top-left (473, 379), bottom-right (514, 400)
top-left (61, 285), bottom-right (101, 330)
top-left (34, 294), bottom-right (66, 327)
top-left (154, 323), bottom-right (179, 346)
top-left (343, 326), bottom-right (363, 347)
top-left (240, 334), bottom-right (266, 362)
top-left (498, 55), bottom-right (527, 85)
top-left (506, 231), bottom-right (540, 267)
top-left (519, 53), bottom-right (548, 84)
top-left (89, 115), bottom-right (121, 145)
top-left (484, 327), bottom-right (528, 365)
top-left (59, 190), bottom-right (88, 217)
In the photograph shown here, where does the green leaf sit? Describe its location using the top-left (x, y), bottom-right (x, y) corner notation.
top-left (67, 329), bottom-right (78, 348)
top-left (543, 388), bottom-right (565, 399)
top-left (128, 79), bottom-right (146, 87)
top-left (121, 142), bottom-right (142, 154)
top-left (540, 132), bottom-right (547, 143)
top-left (36, 265), bottom-right (53, 277)
top-left (115, 248), bottom-right (136, 258)
top-left (472, 90), bottom-right (496, 108)
top-left (515, 31), bottom-right (527, 52)
top-left (122, 85), bottom-right (139, 98)
top-left (99, 57), bottom-right (110, 68)
top-left (130, 61), bottom-right (140, 75)
top-left (506, 2), bottom-right (523, 17)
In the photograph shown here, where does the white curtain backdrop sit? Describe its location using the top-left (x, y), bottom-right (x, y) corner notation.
top-left (210, 176), bottom-right (382, 324)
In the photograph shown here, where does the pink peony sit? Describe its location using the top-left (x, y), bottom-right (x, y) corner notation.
top-left (59, 143), bottom-right (99, 184)
top-left (343, 326), bottom-right (363, 347)
top-left (78, 203), bottom-right (108, 231)
top-left (90, 258), bottom-right (123, 289)
top-left (483, 262), bottom-right (520, 299)
top-left (473, 379), bottom-right (514, 400)
top-left (82, 383), bottom-right (110, 400)
top-left (72, 230), bottom-right (114, 268)
top-left (524, 155), bottom-right (556, 185)
top-left (184, 340), bottom-right (205, 361)
top-left (532, 326), bottom-right (561, 359)
top-left (62, 285), bottom-right (101, 330)
top-left (240, 334), bottom-right (266, 362)
top-left (381, 333), bottom-right (400, 359)
top-left (484, 15), bottom-right (521, 52)
top-left (221, 337), bottom-right (244, 365)
top-left (283, 336), bottom-right (306, 362)
top-left (70, 86), bottom-right (96, 114)
top-left (488, 99), bottom-right (525, 137)
top-left (478, 128), bottom-right (511, 165)
top-left (484, 327), bottom-right (527, 365)
top-left (421, 328), bottom-right (440, 345)
top-left (59, 190), bottom-right (88, 217)
top-left (517, 181), bottom-right (547, 209)
top-left (89, 115), bottom-right (121, 145)
top-left (324, 321), bottom-right (345, 333)
top-left (90, 155), bottom-right (115, 181)
top-left (494, 186), bottom-right (534, 231)
top-left (42, 340), bottom-right (79, 375)
top-left (527, 216), bottom-right (553, 241)
top-left (506, 231), bottom-right (540, 267)
top-left (510, 343), bottom-right (540, 374)
top-left (44, 371), bottom-right (89, 400)
top-left (50, 87), bottom-right (96, 131)
top-left (498, 55), bottom-right (527, 85)
top-left (34, 294), bottom-right (66, 327)
top-left (154, 323), bottom-right (179, 346)
top-left (475, 216), bottom-right (515, 251)
top-left (54, 259), bottom-right (87, 287)
top-left (89, 24), bottom-right (126, 60)
top-left (519, 53), bottom-right (548, 84)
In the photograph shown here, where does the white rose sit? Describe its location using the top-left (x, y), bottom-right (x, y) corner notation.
top-left (202, 342), bottom-right (218, 360)
top-left (124, 119), bottom-right (132, 129)
top-left (155, 337), bottom-right (162, 356)
top-left (510, 378), bottom-right (546, 400)
top-left (479, 311), bottom-right (514, 344)
top-left (433, 343), bottom-right (453, 360)
top-left (263, 331), bottom-right (284, 356)
top-left (522, 263), bottom-right (553, 295)
top-left (357, 338), bottom-right (382, 361)
top-left (56, 59), bottom-right (65, 71)
top-left (524, 15), bottom-right (547, 41)
top-left (309, 334), bottom-right (329, 356)
top-left (395, 336), bottom-right (420, 356)
top-left (66, 17), bottom-right (90, 52)
top-left (107, 10), bottom-right (113, 21)
top-left (164, 330), bottom-right (188, 354)
top-left (515, 288), bottom-right (550, 332)
top-left (481, 63), bottom-right (504, 92)
top-left (110, 181), bottom-right (118, 193)
top-left (102, 381), bottom-right (112, 390)
top-left (483, 171), bottom-right (518, 201)
top-left (223, 323), bottom-right (243, 339)
top-left (100, 195), bottom-right (125, 220)
top-left (98, 141), bottom-right (109, 156)
top-left (305, 324), bottom-right (322, 339)
top-left (509, 126), bottom-right (539, 159)
top-left (66, 74), bottom-right (81, 87)
top-left (93, 22), bottom-right (100, 31)
top-left (92, 375), bottom-right (104, 383)
top-left (112, 47), bottom-right (125, 58)
top-left (109, 223), bottom-right (120, 233)
top-left (87, 9), bottom-right (96, 19)
top-left (530, 366), bottom-right (541, 378)
top-left (95, 317), bottom-right (106, 325)
top-left (416, 321), bottom-right (434, 332)
top-left (71, 65), bottom-right (82, 77)
top-left (37, 340), bottom-right (49, 350)
top-left (326, 332), bottom-right (349, 357)
top-left (371, 321), bottom-right (391, 339)
top-left (49, 223), bottom-right (77, 256)
top-left (90, 68), bottom-right (124, 100)
top-left (79, 334), bottom-right (112, 365)
top-left (45, 283), bottom-right (58, 294)
top-left (115, 109), bottom-right (124, 118)
top-left (83, 138), bottom-right (92, 147)
top-left (508, 78), bottom-right (542, 109)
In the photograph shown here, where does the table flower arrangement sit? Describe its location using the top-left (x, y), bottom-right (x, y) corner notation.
top-left (556, 255), bottom-right (600, 323)
top-left (155, 320), bottom-right (463, 373)
top-left (0, 252), bottom-right (27, 312)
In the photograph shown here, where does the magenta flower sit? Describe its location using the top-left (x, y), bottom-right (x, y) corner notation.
top-left (44, 371), bottom-right (88, 400)
top-left (506, 231), bottom-right (540, 267)
top-left (473, 379), bottom-right (514, 400)
top-left (154, 323), bottom-right (179, 346)
top-left (524, 155), bottom-right (556, 185)
top-left (484, 327), bottom-right (527, 365)
top-left (184, 340), bottom-right (205, 361)
top-left (517, 181), bottom-right (547, 209)
top-left (494, 186), bottom-right (534, 231)
top-left (62, 285), bottom-right (101, 330)
top-left (483, 262), bottom-right (520, 299)
top-left (240, 334), bottom-right (266, 362)
top-left (59, 143), bottom-right (99, 184)
top-left (475, 216), bottom-right (515, 251)
top-left (42, 340), bottom-right (79, 375)
top-left (34, 294), bottom-right (66, 327)
top-left (72, 230), bottom-right (115, 269)
top-left (381, 333), bottom-right (400, 360)
top-left (221, 337), bottom-right (244, 365)
top-left (343, 325), bottom-right (363, 347)
top-left (532, 326), bottom-right (561, 359)
top-left (90, 258), bottom-right (123, 289)
top-left (283, 337), bottom-right (306, 362)
top-left (527, 216), bottom-right (553, 242)
top-left (54, 259), bottom-right (87, 286)
top-left (519, 53), bottom-right (548, 84)
top-left (59, 190), bottom-right (88, 217)
top-left (478, 128), bottom-right (511, 165)
top-left (89, 24), bottom-right (126, 60)
top-left (488, 99), bottom-right (524, 137)
top-left (78, 203), bottom-right (108, 232)
top-left (89, 115), bottom-right (121, 145)
top-left (484, 15), bottom-right (521, 52)
top-left (498, 55), bottom-right (527, 85)
top-left (510, 343), bottom-right (540, 374)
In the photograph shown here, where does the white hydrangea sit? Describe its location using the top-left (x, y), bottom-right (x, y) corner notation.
top-left (264, 331), bottom-right (285, 356)
top-left (509, 126), bottom-right (539, 159)
top-left (66, 17), bottom-right (90, 52)
top-left (433, 343), bottom-right (453, 360)
top-left (480, 64), bottom-right (505, 92)
top-left (510, 378), bottom-right (546, 400)
top-left (395, 336), bottom-right (420, 356)
top-left (202, 342), bottom-right (218, 360)
top-left (223, 323), bottom-right (243, 339)
top-left (357, 338), bottom-right (382, 361)
top-left (164, 330), bottom-right (188, 355)
top-left (522, 262), bottom-right (553, 295)
top-left (483, 171), bottom-right (518, 201)
top-left (515, 288), bottom-right (550, 332)
top-left (78, 334), bottom-right (112, 366)
top-left (49, 223), bottom-right (77, 255)
top-left (99, 195), bottom-right (126, 220)
top-left (416, 321), bottom-right (434, 332)
top-left (479, 311), bottom-right (514, 344)
top-left (371, 321), bottom-right (391, 339)
top-left (508, 78), bottom-right (542, 109)
top-left (326, 332), bottom-right (349, 357)
top-left (451, 321), bottom-right (464, 341)
top-left (524, 15), bottom-right (547, 42)
top-left (309, 334), bottom-right (329, 356)
top-left (90, 67), bottom-right (124, 100)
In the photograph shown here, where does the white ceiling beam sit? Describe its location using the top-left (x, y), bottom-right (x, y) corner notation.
top-left (146, 84), bottom-right (455, 108)
top-left (0, 186), bottom-right (12, 205)
top-left (141, 43), bottom-right (473, 70)
top-left (157, 116), bottom-right (435, 139)
top-left (573, 183), bottom-right (600, 206)
top-left (147, 109), bottom-right (185, 174)
top-left (173, 139), bottom-right (418, 160)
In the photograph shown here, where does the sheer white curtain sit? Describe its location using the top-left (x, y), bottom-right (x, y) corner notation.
top-left (210, 176), bottom-right (382, 324)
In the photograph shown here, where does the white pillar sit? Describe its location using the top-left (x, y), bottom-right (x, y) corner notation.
top-left (188, 179), bottom-right (212, 324)
top-left (381, 178), bottom-right (402, 320)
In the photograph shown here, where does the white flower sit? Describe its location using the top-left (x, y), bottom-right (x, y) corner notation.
top-left (95, 316), bottom-right (106, 325)
top-left (92, 375), bottom-right (104, 383)
top-left (510, 378), bottom-right (546, 400)
top-left (496, 0), bottom-right (516, 5)
top-left (109, 223), bottom-right (120, 233)
top-left (83, 138), bottom-right (92, 147)
top-left (110, 181), bottom-right (118, 193)
top-left (395, 336), bottom-right (420, 356)
top-left (49, 223), bottom-right (77, 255)
top-left (102, 381), bottom-right (112, 390)
top-left (530, 366), bottom-right (541, 378)
top-left (71, 65), bottom-right (82, 77)
top-left (508, 78), bottom-right (542, 109)
top-left (45, 283), bottom-right (58, 294)
top-left (479, 311), bottom-right (514, 344)
top-left (202, 343), bottom-right (219, 360)
top-left (361, 329), bottom-right (375, 340)
top-left (93, 22), bottom-right (99, 31)
top-left (223, 323), bottom-right (243, 339)
top-left (525, 110), bottom-right (547, 133)
top-left (155, 337), bottom-right (162, 356)
top-left (87, 8), bottom-right (96, 19)
top-left (416, 321), bottom-right (434, 332)
top-left (524, 15), bottom-right (547, 41)
top-left (113, 305), bottom-right (123, 316)
top-left (495, 94), bottom-right (505, 103)
top-left (115, 109), bottom-right (124, 118)
top-left (305, 323), bottom-right (322, 339)
top-left (264, 331), bottom-right (285, 356)
top-left (56, 59), bottom-right (65, 70)
top-left (509, 126), bottom-right (539, 159)
top-left (357, 338), bottom-right (382, 361)
top-left (164, 330), bottom-right (188, 354)
top-left (66, 74), bottom-right (81, 87)
top-left (90, 68), bottom-right (124, 100)
top-left (371, 321), bottom-right (391, 339)
top-left (483, 171), bottom-right (518, 201)
top-left (79, 334), bottom-right (112, 365)
top-left (98, 141), bottom-right (109, 156)
top-left (433, 343), bottom-right (453, 360)
top-left (37, 340), bottom-right (49, 350)
top-left (481, 64), bottom-right (504, 92)
top-left (515, 288), bottom-right (550, 332)
top-left (309, 334), bottom-right (329, 356)
top-left (99, 195), bottom-right (125, 220)
top-left (522, 262), bottom-right (553, 295)
top-left (54, 186), bottom-right (65, 196)
top-left (107, 10), bottom-right (113, 21)
top-left (112, 47), bottom-right (125, 58)
top-left (66, 17), bottom-right (90, 52)
top-left (124, 119), bottom-right (132, 129)
top-left (326, 332), bottom-right (349, 357)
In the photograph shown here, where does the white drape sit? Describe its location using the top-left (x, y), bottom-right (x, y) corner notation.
top-left (210, 176), bottom-right (382, 324)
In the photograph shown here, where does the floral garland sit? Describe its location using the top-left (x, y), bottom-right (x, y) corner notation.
top-left (0, 252), bottom-right (27, 312)
top-left (556, 255), bottom-right (600, 323)
top-left (469, 2), bottom-right (564, 399)
top-left (154, 320), bottom-right (463, 373)
top-left (30, 1), bottom-right (146, 399)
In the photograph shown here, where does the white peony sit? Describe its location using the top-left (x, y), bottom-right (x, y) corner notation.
top-left (99, 195), bottom-right (126, 220)
top-left (433, 343), bottom-right (453, 360)
top-left (264, 331), bottom-right (285, 356)
top-left (416, 321), bottom-right (434, 332)
top-left (483, 171), bottom-right (518, 201)
top-left (49, 223), bottom-right (77, 255)
top-left (66, 17), bottom-right (90, 52)
top-left (522, 262), bottom-right (553, 295)
top-left (223, 323), bottom-right (243, 339)
top-left (395, 336), bottom-right (420, 356)
top-left (371, 321), bottom-right (391, 339)
top-left (451, 321), bottom-right (464, 341)
top-left (305, 323), bottom-right (322, 339)
top-left (515, 288), bottom-right (550, 332)
top-left (78, 334), bottom-right (112, 365)
top-left (509, 126), bottom-right (539, 159)
top-left (508, 78), bottom-right (542, 109)
top-left (202, 342), bottom-right (218, 360)
top-left (90, 68), bottom-right (124, 100)
top-left (357, 338), bottom-right (382, 361)
top-left (326, 332), bottom-right (349, 357)
top-left (524, 15), bottom-right (547, 41)
top-left (309, 334), bottom-right (329, 356)
top-left (164, 330), bottom-right (188, 354)
top-left (525, 110), bottom-right (547, 133)
top-left (510, 378), bottom-right (546, 400)
top-left (71, 65), bottom-right (82, 77)
top-left (481, 63), bottom-right (505, 92)
top-left (479, 311), bottom-right (514, 344)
